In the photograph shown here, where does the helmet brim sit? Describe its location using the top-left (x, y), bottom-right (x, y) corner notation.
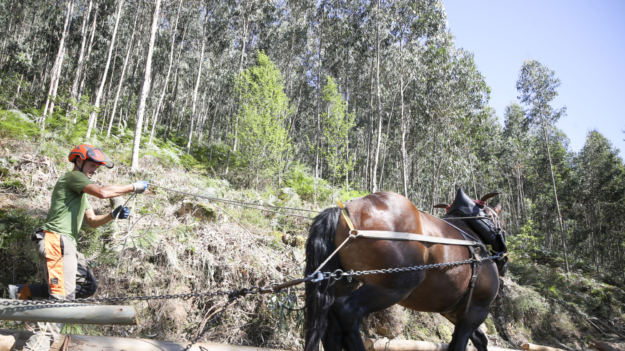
top-left (87, 148), bottom-right (114, 169)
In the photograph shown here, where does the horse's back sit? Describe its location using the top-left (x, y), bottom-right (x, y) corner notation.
top-left (338, 192), bottom-right (498, 313)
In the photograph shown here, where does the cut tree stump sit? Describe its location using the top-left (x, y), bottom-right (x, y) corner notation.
top-left (364, 338), bottom-right (518, 351)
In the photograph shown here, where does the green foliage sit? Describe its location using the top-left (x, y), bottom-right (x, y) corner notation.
top-left (317, 76), bottom-right (355, 187)
top-left (516, 60), bottom-right (566, 126)
top-left (234, 51), bottom-right (292, 184)
top-left (284, 162), bottom-right (332, 202)
top-left (0, 109), bottom-right (39, 138)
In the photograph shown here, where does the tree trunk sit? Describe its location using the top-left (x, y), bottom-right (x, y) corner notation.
top-left (186, 37), bottom-right (206, 153)
top-left (399, 32), bottom-right (408, 198)
top-left (314, 5), bottom-right (323, 179)
top-left (106, 8), bottom-right (140, 139)
top-left (148, 0), bottom-right (182, 144)
top-left (86, 0), bottom-right (125, 139)
top-left (41, 0), bottom-right (74, 127)
top-left (77, 3), bottom-right (99, 102)
top-left (207, 91), bottom-right (222, 145)
top-left (163, 24), bottom-right (186, 140)
top-left (371, 0), bottom-right (382, 193)
top-left (541, 119), bottom-right (570, 273)
top-left (131, 0), bottom-right (161, 171)
top-left (70, 0), bottom-right (93, 100)
top-left (232, 11), bottom-right (250, 153)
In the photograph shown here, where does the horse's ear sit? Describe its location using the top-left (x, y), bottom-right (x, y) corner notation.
top-left (494, 203), bottom-right (503, 214)
top-left (480, 192), bottom-right (500, 202)
top-left (433, 204), bottom-right (449, 209)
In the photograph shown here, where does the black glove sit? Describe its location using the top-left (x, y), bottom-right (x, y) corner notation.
top-left (111, 206), bottom-right (130, 220)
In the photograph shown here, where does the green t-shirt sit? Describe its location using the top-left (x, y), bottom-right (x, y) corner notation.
top-left (42, 171), bottom-right (94, 245)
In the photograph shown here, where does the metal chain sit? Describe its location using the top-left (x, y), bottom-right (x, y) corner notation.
top-left (310, 253), bottom-right (504, 283)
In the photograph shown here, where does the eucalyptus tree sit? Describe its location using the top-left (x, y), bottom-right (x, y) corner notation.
top-left (516, 59), bottom-right (570, 273)
top-left (573, 131), bottom-right (625, 274)
top-left (41, 0), bottom-right (74, 125)
top-left (131, 0), bottom-right (161, 171)
top-left (86, 0), bottom-right (125, 139)
top-left (70, 0), bottom-right (93, 101)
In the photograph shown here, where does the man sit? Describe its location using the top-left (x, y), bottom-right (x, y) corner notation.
top-left (8, 144), bottom-right (149, 351)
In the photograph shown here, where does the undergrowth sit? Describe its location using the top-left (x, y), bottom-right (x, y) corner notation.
top-left (0, 109), bottom-right (623, 350)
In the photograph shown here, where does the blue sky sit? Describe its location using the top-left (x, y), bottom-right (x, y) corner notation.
top-left (443, 0), bottom-right (625, 154)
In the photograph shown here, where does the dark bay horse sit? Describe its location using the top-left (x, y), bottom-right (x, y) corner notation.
top-left (304, 191), bottom-right (504, 351)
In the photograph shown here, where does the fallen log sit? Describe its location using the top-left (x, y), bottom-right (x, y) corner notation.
top-left (0, 299), bottom-right (137, 325)
top-left (521, 343), bottom-right (566, 351)
top-left (0, 329), bottom-right (288, 351)
top-left (364, 338), bottom-right (518, 351)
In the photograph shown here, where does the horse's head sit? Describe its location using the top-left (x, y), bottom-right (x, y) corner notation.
top-left (436, 189), bottom-right (509, 275)
top-left (479, 193), bottom-right (506, 233)
top-left (478, 193), bottom-right (509, 276)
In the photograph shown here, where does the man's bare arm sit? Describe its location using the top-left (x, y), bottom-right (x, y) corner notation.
top-left (83, 184), bottom-right (134, 199)
top-left (84, 208), bottom-right (114, 228)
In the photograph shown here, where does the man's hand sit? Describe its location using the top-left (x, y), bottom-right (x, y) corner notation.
top-left (132, 181), bottom-right (149, 193)
top-left (111, 206), bottom-right (131, 220)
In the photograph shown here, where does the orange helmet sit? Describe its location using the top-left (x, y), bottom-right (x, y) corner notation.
top-left (68, 144), bottom-right (114, 169)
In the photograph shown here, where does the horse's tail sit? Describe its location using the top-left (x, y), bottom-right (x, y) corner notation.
top-left (304, 206), bottom-right (342, 351)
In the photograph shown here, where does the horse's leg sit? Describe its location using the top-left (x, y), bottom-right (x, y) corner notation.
top-left (446, 305), bottom-right (490, 351)
top-left (322, 309), bottom-right (344, 351)
top-left (469, 328), bottom-right (489, 351)
top-left (333, 282), bottom-right (414, 351)
top-left (322, 279), bottom-right (358, 351)
top-left (441, 312), bottom-right (489, 351)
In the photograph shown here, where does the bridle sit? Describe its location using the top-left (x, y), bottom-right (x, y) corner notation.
top-left (483, 206), bottom-right (507, 241)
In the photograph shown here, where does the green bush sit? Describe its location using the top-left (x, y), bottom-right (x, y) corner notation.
top-left (284, 162), bottom-right (333, 202)
top-left (0, 109), bottom-right (39, 138)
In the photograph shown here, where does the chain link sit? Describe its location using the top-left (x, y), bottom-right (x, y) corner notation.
top-left (314, 253), bottom-right (504, 282)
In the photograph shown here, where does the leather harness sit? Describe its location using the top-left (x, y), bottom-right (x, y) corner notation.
top-left (336, 199), bottom-right (485, 314)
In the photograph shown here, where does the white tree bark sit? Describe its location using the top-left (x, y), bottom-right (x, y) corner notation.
top-left (70, 0), bottom-right (93, 100)
top-left (148, 0), bottom-right (182, 144)
top-left (399, 32), bottom-right (408, 198)
top-left (86, 0), bottom-right (125, 139)
top-left (106, 8), bottom-right (140, 139)
top-left (77, 3), bottom-right (98, 102)
top-left (186, 37), bottom-right (206, 153)
top-left (131, 0), bottom-right (162, 171)
top-left (371, 0), bottom-right (382, 193)
top-left (42, 0), bottom-right (74, 127)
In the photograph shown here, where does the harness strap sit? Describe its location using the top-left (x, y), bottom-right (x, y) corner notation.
top-left (335, 198), bottom-right (355, 231)
top-left (351, 230), bottom-right (480, 247)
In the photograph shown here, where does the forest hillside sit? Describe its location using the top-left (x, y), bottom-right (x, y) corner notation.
top-left (0, 0), bottom-right (624, 349)
top-left (0, 131), bottom-right (624, 351)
